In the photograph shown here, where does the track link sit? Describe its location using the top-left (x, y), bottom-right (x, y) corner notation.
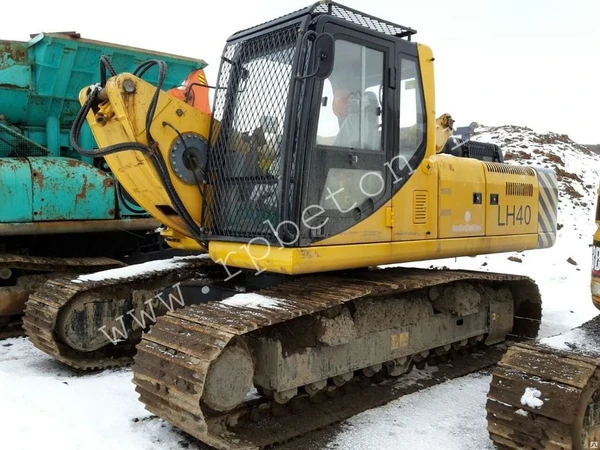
top-left (0, 254), bottom-right (124, 338)
top-left (133, 267), bottom-right (541, 449)
top-left (487, 315), bottom-right (600, 450)
top-left (23, 256), bottom-right (219, 370)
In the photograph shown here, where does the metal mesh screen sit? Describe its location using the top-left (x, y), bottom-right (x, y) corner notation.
top-left (313, 3), bottom-right (416, 38)
top-left (0, 122), bottom-right (50, 157)
top-left (206, 25), bottom-right (299, 240)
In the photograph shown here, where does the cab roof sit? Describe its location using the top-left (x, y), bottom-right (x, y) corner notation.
top-left (228, 1), bottom-right (417, 43)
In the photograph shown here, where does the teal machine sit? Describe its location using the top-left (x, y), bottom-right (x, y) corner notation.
top-left (0, 32), bottom-right (207, 336)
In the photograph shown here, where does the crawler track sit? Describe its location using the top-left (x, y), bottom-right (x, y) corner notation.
top-left (0, 254), bottom-right (124, 338)
top-left (133, 267), bottom-right (542, 449)
top-left (487, 315), bottom-right (600, 450)
top-left (23, 257), bottom-right (220, 370)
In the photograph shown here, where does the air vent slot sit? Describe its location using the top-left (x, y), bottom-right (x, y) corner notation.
top-left (484, 162), bottom-right (536, 176)
top-left (413, 191), bottom-right (428, 224)
top-left (506, 182), bottom-right (534, 197)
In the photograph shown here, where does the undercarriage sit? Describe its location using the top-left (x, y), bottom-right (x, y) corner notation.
top-left (24, 260), bottom-right (542, 448)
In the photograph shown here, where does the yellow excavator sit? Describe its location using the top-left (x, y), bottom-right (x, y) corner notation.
top-left (22, 2), bottom-right (564, 448)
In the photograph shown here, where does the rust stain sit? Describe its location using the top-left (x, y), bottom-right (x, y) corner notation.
top-left (103, 178), bottom-right (114, 189)
top-left (75, 175), bottom-right (88, 203)
top-left (67, 159), bottom-right (82, 167)
top-left (32, 171), bottom-right (43, 189)
top-left (0, 41), bottom-right (27, 69)
top-left (1, 41), bottom-right (26, 59)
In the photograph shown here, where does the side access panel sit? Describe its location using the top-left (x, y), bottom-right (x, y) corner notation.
top-left (437, 156), bottom-right (485, 238)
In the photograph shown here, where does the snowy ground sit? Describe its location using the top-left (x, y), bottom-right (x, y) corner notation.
top-left (1, 125), bottom-right (599, 450)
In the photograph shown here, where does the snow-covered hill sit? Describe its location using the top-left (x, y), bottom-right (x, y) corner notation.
top-left (1, 124), bottom-right (599, 450)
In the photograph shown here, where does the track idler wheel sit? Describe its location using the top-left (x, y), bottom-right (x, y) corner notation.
top-left (202, 344), bottom-right (254, 413)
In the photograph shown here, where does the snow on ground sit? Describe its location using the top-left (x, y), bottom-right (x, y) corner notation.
top-left (326, 372), bottom-right (496, 450)
top-left (2, 124), bottom-right (599, 450)
top-left (540, 326), bottom-right (600, 355)
top-left (0, 339), bottom-right (188, 450)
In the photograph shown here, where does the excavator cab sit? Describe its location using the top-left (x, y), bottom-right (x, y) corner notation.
top-left (205, 3), bottom-right (421, 246)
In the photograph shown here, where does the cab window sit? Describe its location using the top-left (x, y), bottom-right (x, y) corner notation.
top-left (316, 40), bottom-right (384, 151)
top-left (398, 58), bottom-right (425, 172)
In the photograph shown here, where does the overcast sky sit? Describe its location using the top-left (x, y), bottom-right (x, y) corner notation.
top-left (3, 0), bottom-right (599, 144)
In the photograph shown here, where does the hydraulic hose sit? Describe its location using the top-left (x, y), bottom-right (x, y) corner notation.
top-left (99, 55), bottom-right (117, 88)
top-left (70, 59), bottom-right (205, 244)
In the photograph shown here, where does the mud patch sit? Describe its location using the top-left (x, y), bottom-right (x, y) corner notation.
top-left (316, 308), bottom-right (356, 346)
top-left (353, 293), bottom-right (432, 337)
top-left (430, 282), bottom-right (482, 316)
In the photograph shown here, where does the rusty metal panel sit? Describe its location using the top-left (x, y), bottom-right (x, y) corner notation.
top-left (0, 40), bottom-right (30, 89)
top-left (28, 157), bottom-right (115, 221)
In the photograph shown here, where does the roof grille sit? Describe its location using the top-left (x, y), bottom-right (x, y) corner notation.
top-left (228, 1), bottom-right (416, 43)
top-left (313, 2), bottom-right (416, 39)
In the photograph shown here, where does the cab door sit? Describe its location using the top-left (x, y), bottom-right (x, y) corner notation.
top-left (301, 23), bottom-right (395, 246)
